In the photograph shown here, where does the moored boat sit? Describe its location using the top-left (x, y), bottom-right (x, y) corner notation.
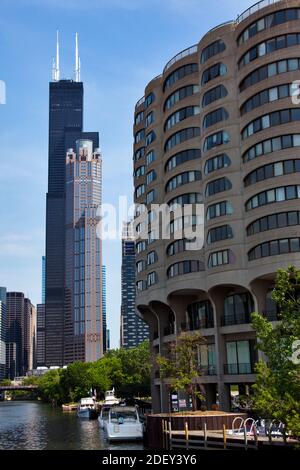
top-left (77, 397), bottom-right (97, 419)
top-left (104, 388), bottom-right (120, 406)
top-left (98, 404), bottom-right (111, 429)
top-left (103, 406), bottom-right (143, 442)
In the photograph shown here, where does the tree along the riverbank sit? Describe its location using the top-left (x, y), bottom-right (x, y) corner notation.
top-left (251, 266), bottom-right (300, 439)
top-left (26, 341), bottom-right (151, 405)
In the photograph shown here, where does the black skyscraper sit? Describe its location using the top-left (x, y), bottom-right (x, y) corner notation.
top-left (45, 79), bottom-right (98, 366)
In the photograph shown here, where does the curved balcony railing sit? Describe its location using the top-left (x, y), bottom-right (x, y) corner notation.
top-left (163, 45), bottom-right (197, 73)
top-left (135, 96), bottom-right (145, 109)
top-left (224, 363), bottom-right (253, 374)
top-left (237, 0), bottom-right (282, 24)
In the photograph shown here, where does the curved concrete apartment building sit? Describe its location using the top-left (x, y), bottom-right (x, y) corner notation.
top-left (133, 0), bottom-right (300, 412)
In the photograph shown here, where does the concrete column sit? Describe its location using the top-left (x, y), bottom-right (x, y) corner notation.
top-left (205, 383), bottom-right (217, 409)
top-left (218, 381), bottom-right (231, 411)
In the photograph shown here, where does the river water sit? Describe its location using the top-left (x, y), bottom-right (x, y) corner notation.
top-left (0, 401), bottom-right (144, 450)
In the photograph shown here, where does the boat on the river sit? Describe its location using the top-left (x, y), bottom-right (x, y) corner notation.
top-left (98, 404), bottom-right (111, 429)
top-left (103, 406), bottom-right (143, 442)
top-left (103, 388), bottom-right (119, 406)
top-left (77, 397), bottom-right (97, 419)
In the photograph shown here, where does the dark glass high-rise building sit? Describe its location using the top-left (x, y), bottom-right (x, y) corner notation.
top-left (0, 287), bottom-right (6, 380)
top-left (120, 222), bottom-right (149, 348)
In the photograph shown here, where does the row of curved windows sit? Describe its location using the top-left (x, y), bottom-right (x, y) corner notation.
top-left (134, 165), bottom-right (145, 178)
top-left (165, 148), bottom-right (201, 172)
top-left (163, 63), bottom-right (198, 91)
top-left (242, 108), bottom-right (300, 140)
top-left (205, 176), bottom-right (232, 197)
top-left (134, 147), bottom-right (145, 162)
top-left (207, 224), bottom-right (233, 244)
top-left (244, 159), bottom-right (300, 187)
top-left (164, 106), bottom-right (200, 131)
top-left (168, 192), bottom-right (203, 209)
top-left (200, 39), bottom-right (226, 64)
top-left (136, 240), bottom-right (147, 253)
top-left (169, 215), bottom-right (200, 235)
top-left (136, 184), bottom-right (145, 198)
top-left (246, 185), bottom-right (300, 211)
top-left (145, 92), bottom-right (155, 108)
top-left (206, 201), bottom-right (233, 220)
top-left (203, 131), bottom-right (230, 152)
top-left (146, 170), bottom-right (157, 185)
top-left (201, 62), bottom-right (227, 86)
top-left (202, 84), bottom-right (228, 108)
top-left (136, 280), bottom-right (147, 291)
top-left (135, 111), bottom-right (144, 125)
top-left (135, 129), bottom-right (145, 144)
top-left (164, 84), bottom-right (199, 111)
top-left (147, 251), bottom-right (158, 266)
top-left (165, 127), bottom-right (200, 152)
top-left (239, 33), bottom-right (300, 69)
top-left (243, 134), bottom-right (300, 163)
top-left (147, 271), bottom-right (158, 286)
top-left (145, 111), bottom-right (155, 127)
top-left (166, 170), bottom-right (201, 193)
top-left (238, 8), bottom-right (300, 45)
top-left (204, 153), bottom-right (231, 175)
top-left (248, 237), bottom-right (300, 261)
top-left (247, 211), bottom-right (300, 236)
top-left (241, 83), bottom-right (294, 115)
top-left (137, 260), bottom-right (146, 273)
top-left (146, 130), bottom-right (156, 146)
top-left (167, 260), bottom-right (204, 278)
top-left (208, 249), bottom-right (231, 267)
top-left (146, 189), bottom-right (156, 204)
top-left (203, 107), bottom-right (229, 129)
top-left (166, 238), bottom-right (187, 256)
top-left (146, 150), bottom-right (155, 166)
top-left (239, 58), bottom-right (300, 93)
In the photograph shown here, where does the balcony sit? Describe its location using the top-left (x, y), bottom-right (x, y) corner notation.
top-left (236, 0), bottom-right (281, 24)
top-left (199, 365), bottom-right (217, 376)
top-left (189, 317), bottom-right (214, 331)
top-left (224, 363), bottom-right (253, 375)
top-left (221, 312), bottom-right (252, 327)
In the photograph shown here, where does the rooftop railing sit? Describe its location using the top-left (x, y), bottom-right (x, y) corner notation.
top-left (135, 96), bottom-right (145, 110)
top-left (163, 45), bottom-right (198, 73)
top-left (237, 0), bottom-right (283, 24)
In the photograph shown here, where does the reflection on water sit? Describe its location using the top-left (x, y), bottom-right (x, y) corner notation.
top-left (0, 401), bottom-right (144, 450)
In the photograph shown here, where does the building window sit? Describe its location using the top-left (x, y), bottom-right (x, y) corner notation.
top-left (147, 251), bottom-right (157, 266)
top-left (136, 280), bottom-right (146, 291)
top-left (187, 300), bottom-right (214, 330)
top-left (136, 184), bottom-right (145, 198)
top-left (147, 271), bottom-right (158, 286)
top-left (146, 130), bottom-right (156, 146)
top-left (164, 84), bottom-right (199, 111)
top-left (136, 240), bottom-right (147, 253)
top-left (167, 260), bottom-right (204, 278)
top-left (145, 92), bottom-right (155, 108)
top-left (237, 8), bottom-right (300, 45)
top-left (203, 107), bottom-right (229, 129)
top-left (146, 170), bottom-right (157, 185)
top-left (134, 165), bottom-right (145, 178)
top-left (243, 134), bottom-right (300, 163)
top-left (238, 33), bottom-right (300, 69)
top-left (165, 127), bottom-right (200, 152)
top-left (146, 150), bottom-right (155, 166)
top-left (168, 192), bottom-right (203, 209)
top-left (245, 185), bottom-right (300, 211)
top-left (146, 189), bottom-right (156, 204)
top-left (135, 111), bottom-right (144, 125)
top-left (166, 239), bottom-right (188, 256)
top-left (247, 211), bottom-right (300, 236)
top-left (206, 200), bottom-right (233, 220)
top-left (145, 111), bottom-right (155, 127)
top-left (163, 63), bottom-right (198, 91)
top-left (207, 224), bottom-right (233, 244)
top-left (225, 341), bottom-right (253, 374)
top-left (135, 129), bottom-right (145, 144)
top-left (164, 106), bottom-right (200, 131)
top-left (165, 148), bottom-right (201, 172)
top-left (223, 293), bottom-right (254, 326)
top-left (205, 177), bottom-right (232, 197)
top-left (208, 249), bottom-right (232, 267)
top-left (241, 83), bottom-right (294, 115)
top-left (204, 153), bottom-right (231, 175)
top-left (200, 39), bottom-right (226, 64)
top-left (166, 170), bottom-right (201, 193)
top-left (244, 159), bottom-right (300, 187)
top-left (242, 108), bottom-right (300, 140)
top-left (239, 57), bottom-right (300, 92)
top-left (203, 131), bottom-right (230, 152)
top-left (169, 215), bottom-right (201, 235)
top-left (134, 147), bottom-right (145, 161)
top-left (136, 260), bottom-right (146, 273)
top-left (201, 63), bottom-right (227, 86)
top-left (202, 84), bottom-right (228, 107)
top-left (248, 237), bottom-right (300, 261)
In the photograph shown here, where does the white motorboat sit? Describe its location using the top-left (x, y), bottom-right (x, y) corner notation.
top-left (98, 404), bottom-right (111, 429)
top-left (103, 406), bottom-right (143, 442)
top-left (77, 397), bottom-right (97, 419)
top-left (104, 388), bottom-right (119, 406)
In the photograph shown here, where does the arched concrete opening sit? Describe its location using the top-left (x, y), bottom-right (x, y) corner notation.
top-left (167, 288), bottom-right (208, 333)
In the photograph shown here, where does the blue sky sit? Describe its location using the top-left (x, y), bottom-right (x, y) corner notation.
top-left (0, 0), bottom-right (251, 348)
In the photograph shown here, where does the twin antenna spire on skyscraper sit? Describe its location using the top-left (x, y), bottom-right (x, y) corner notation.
top-left (52, 31), bottom-right (81, 82)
